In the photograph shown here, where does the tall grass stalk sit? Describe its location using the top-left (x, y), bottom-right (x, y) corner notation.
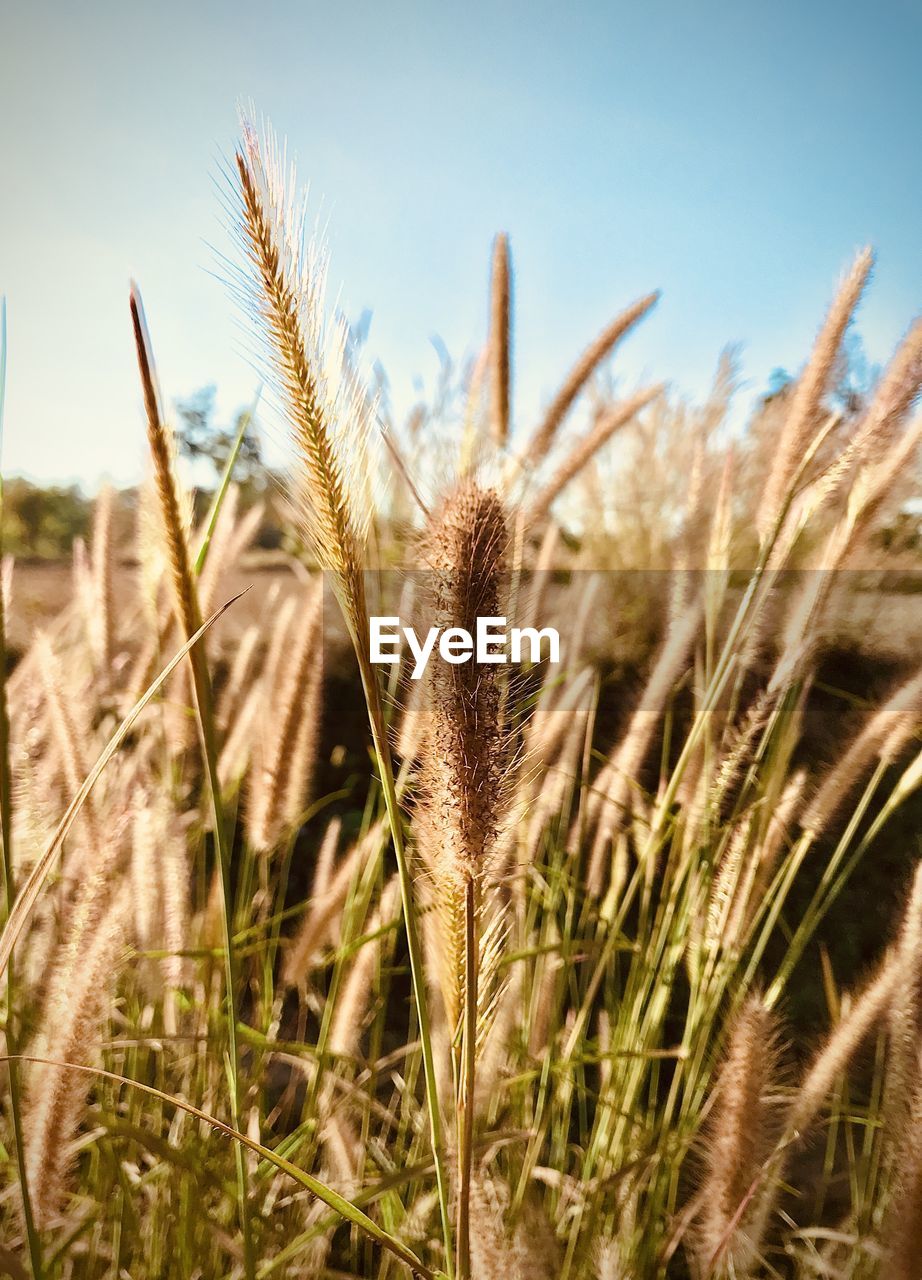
top-left (129, 285), bottom-right (255, 1280)
top-left (233, 121), bottom-right (453, 1273)
top-left (0, 299), bottom-right (43, 1276)
top-left (6, 1056), bottom-right (438, 1280)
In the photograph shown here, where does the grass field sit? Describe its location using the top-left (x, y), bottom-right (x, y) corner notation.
top-left (1, 120), bottom-right (921, 1280)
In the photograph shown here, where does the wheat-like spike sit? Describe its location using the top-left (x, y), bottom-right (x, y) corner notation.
top-left (310, 816), bottom-right (341, 902)
top-left (416, 484), bottom-right (509, 1008)
top-left (34, 633), bottom-right (99, 849)
top-left (883, 1049), bottom-right (922, 1280)
top-left (787, 953), bottom-right (898, 1143)
top-left (261, 593), bottom-right (298, 706)
top-left (522, 707), bottom-right (589, 873)
top-left (131, 796), bottom-right (158, 947)
top-left (475, 957), bottom-right (523, 1115)
top-left (161, 814), bottom-right (190, 998)
top-left (320, 879), bottom-right (399, 1192)
top-left (883, 864), bottom-right (922, 1142)
top-left (468, 1167), bottom-right (512, 1279)
top-left (488, 233), bottom-right (512, 448)
top-left (524, 291), bottom-right (660, 468)
top-left (815, 316), bottom-right (922, 509)
top-left (282, 821), bottom-right (377, 986)
top-left (694, 994), bottom-right (779, 1277)
top-left (467, 1167), bottom-right (560, 1280)
top-left (71, 535), bottom-right (93, 651)
top-left (395, 666), bottom-right (428, 764)
top-left (246, 579), bottom-right (323, 852)
top-left (519, 521), bottom-right (560, 634)
top-left (89, 482), bottom-right (115, 672)
top-left (200, 496), bottom-right (265, 621)
top-left (217, 683), bottom-right (262, 789)
top-left (415, 481), bottom-right (509, 1279)
top-left (726, 770), bottom-right (806, 946)
top-left (706, 686), bottom-right (780, 825)
top-left (756, 247), bottom-right (874, 538)
top-left (582, 596), bottom-right (703, 894)
top-left (232, 120), bottom-right (371, 645)
top-left (527, 923), bottom-right (562, 1061)
top-left (801, 668), bottom-right (922, 835)
top-left (217, 622), bottom-right (261, 733)
top-left (417, 484), bottom-right (509, 877)
top-left (281, 652), bottom-right (324, 839)
top-left (527, 384), bottom-right (664, 527)
top-left (24, 889), bottom-right (129, 1229)
top-left (328, 876), bottom-right (399, 1060)
top-left (705, 446), bottom-right (735, 588)
top-left (134, 478), bottom-right (169, 624)
top-left (703, 813), bottom-right (754, 959)
top-left (130, 287), bottom-right (201, 642)
top-left (739, 951), bottom-right (900, 1264)
top-left (196, 484), bottom-right (241, 616)
top-left (594, 1238), bottom-right (628, 1280)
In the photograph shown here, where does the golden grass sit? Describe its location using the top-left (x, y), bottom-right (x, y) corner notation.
top-left (1, 115), bottom-right (922, 1280)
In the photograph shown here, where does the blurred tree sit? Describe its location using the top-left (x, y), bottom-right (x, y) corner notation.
top-left (1, 478), bottom-right (91, 559)
top-left (174, 386), bottom-right (267, 495)
top-left (174, 386), bottom-right (291, 551)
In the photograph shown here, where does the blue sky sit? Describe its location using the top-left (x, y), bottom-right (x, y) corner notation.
top-left (1, 0), bottom-right (920, 488)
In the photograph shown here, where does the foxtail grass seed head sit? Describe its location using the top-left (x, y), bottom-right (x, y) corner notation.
top-left (232, 119), bottom-right (373, 647)
top-left (756, 247), bottom-right (874, 538)
top-left (24, 892), bottom-right (129, 1229)
top-left (130, 285), bottom-right (201, 643)
top-left (694, 994), bottom-right (779, 1277)
top-left (526, 291), bottom-right (660, 467)
top-left (417, 482), bottom-right (509, 888)
top-left (527, 384), bottom-right (663, 528)
top-left (488, 233), bottom-right (512, 448)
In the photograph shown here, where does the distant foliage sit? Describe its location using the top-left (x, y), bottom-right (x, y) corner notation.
top-left (1, 477), bottom-right (91, 559)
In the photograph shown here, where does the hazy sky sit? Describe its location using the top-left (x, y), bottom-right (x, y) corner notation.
top-left (1, 0), bottom-right (920, 488)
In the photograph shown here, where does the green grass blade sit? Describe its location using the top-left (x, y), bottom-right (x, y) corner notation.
top-left (2, 1057), bottom-right (437, 1280)
top-left (194, 384), bottom-right (262, 576)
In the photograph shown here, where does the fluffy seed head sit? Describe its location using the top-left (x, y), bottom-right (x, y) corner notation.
top-left (232, 119), bottom-right (372, 645)
top-left (695, 995), bottom-right (780, 1276)
top-left (418, 482), bottom-right (509, 885)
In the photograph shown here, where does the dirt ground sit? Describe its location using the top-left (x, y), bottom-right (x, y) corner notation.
top-left (8, 561), bottom-right (922, 666)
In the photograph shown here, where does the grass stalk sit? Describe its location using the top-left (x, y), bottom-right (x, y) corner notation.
top-left (0, 299), bottom-right (43, 1276)
top-left (356, 655), bottom-right (455, 1278)
top-left (129, 286), bottom-right (255, 1280)
top-left (193, 384), bottom-right (262, 576)
top-left (456, 876), bottom-right (477, 1280)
